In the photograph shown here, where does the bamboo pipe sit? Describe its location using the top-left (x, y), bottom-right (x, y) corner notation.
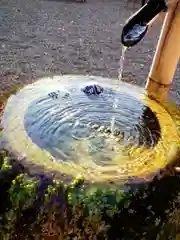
top-left (176, 234), bottom-right (180, 240)
top-left (146, 0), bottom-right (180, 103)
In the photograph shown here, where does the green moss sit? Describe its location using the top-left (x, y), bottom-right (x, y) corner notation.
top-left (0, 150), bottom-right (7, 168)
top-left (44, 185), bottom-right (57, 204)
top-left (9, 173), bottom-right (39, 210)
top-left (1, 173), bottom-right (40, 237)
top-left (0, 149), bottom-right (179, 239)
top-left (64, 180), bottom-right (132, 238)
top-left (1, 157), bottom-right (12, 171)
top-left (72, 175), bottom-right (84, 187)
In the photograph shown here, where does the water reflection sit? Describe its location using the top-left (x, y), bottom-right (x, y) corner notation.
top-left (24, 88), bottom-right (161, 162)
top-left (0, 75), bottom-right (178, 183)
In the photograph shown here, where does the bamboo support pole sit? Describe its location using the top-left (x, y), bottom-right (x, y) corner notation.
top-left (146, 0), bottom-right (180, 102)
top-left (176, 234), bottom-right (180, 240)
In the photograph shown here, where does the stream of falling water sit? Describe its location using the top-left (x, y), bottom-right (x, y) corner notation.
top-left (111, 46), bottom-right (127, 134)
top-left (118, 46), bottom-right (127, 85)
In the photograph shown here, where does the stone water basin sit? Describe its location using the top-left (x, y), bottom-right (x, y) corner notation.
top-left (0, 75), bottom-right (179, 184)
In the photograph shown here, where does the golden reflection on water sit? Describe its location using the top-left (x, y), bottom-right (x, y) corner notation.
top-left (0, 75), bottom-right (179, 184)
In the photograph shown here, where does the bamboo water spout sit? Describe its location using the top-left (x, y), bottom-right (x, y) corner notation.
top-left (147, 0), bottom-right (180, 102)
top-left (121, 0), bottom-right (180, 102)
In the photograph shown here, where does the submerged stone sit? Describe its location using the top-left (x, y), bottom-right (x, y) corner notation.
top-left (82, 82), bottom-right (104, 95)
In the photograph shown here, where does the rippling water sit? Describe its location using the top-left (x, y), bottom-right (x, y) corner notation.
top-left (24, 84), bottom-right (160, 163)
top-left (0, 75), bottom-right (179, 183)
